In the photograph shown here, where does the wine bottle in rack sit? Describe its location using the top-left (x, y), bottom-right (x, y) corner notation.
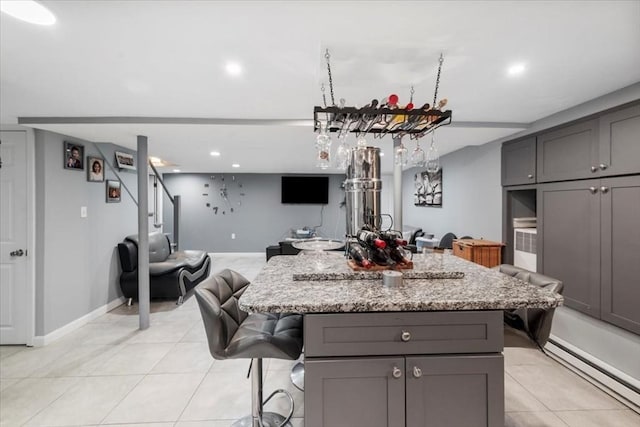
top-left (379, 231), bottom-right (407, 248)
top-left (357, 229), bottom-right (386, 249)
top-left (387, 246), bottom-right (411, 266)
top-left (348, 242), bottom-right (373, 269)
top-left (370, 246), bottom-right (396, 267)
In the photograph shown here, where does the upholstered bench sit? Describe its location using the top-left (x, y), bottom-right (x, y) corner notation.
top-left (118, 231), bottom-right (211, 304)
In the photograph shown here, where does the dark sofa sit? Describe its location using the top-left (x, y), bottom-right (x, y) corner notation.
top-left (118, 231), bottom-right (211, 304)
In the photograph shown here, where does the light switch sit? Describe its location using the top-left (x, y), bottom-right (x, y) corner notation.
top-left (81, 206), bottom-right (87, 218)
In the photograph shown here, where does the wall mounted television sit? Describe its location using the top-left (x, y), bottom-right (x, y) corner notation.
top-left (281, 176), bottom-right (329, 204)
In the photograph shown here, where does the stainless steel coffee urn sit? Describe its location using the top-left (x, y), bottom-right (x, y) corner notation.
top-left (345, 146), bottom-right (382, 236)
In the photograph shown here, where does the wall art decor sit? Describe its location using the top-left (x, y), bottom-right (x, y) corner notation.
top-left (87, 156), bottom-right (104, 182)
top-left (114, 151), bottom-right (135, 170)
top-left (414, 168), bottom-right (442, 207)
top-left (64, 141), bottom-right (84, 170)
top-left (106, 179), bottom-right (121, 203)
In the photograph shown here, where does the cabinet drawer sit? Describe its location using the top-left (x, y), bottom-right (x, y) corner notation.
top-left (304, 311), bottom-right (503, 357)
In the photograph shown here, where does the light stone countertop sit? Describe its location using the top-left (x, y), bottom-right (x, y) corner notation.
top-left (239, 252), bottom-right (563, 313)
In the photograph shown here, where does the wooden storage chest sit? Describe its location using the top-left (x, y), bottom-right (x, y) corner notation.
top-left (453, 239), bottom-right (504, 268)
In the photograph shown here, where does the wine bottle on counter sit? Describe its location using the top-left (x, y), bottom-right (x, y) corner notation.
top-left (357, 229), bottom-right (386, 249)
top-left (348, 242), bottom-right (373, 269)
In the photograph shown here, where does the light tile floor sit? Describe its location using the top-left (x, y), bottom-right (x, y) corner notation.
top-left (1, 253), bottom-right (638, 427)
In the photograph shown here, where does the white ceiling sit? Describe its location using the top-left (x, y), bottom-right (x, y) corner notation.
top-left (2, 0), bottom-right (639, 174)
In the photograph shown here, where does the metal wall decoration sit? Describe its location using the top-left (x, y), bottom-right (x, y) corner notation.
top-left (414, 168), bottom-right (442, 207)
top-left (203, 175), bottom-right (245, 215)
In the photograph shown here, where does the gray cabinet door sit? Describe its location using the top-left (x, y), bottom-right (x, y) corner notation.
top-left (599, 104), bottom-right (640, 177)
top-left (538, 180), bottom-right (601, 317)
top-left (600, 175), bottom-right (640, 334)
top-left (304, 357), bottom-right (405, 427)
top-left (537, 119), bottom-right (598, 183)
top-left (502, 137), bottom-right (536, 186)
top-left (406, 355), bottom-right (504, 427)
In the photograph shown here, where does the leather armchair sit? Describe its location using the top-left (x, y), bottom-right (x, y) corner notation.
top-left (118, 231), bottom-right (211, 304)
top-left (498, 264), bottom-right (564, 348)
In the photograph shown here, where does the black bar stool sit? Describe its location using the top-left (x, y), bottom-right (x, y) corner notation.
top-left (195, 269), bottom-right (303, 427)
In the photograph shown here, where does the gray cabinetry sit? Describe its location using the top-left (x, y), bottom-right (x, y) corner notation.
top-left (502, 137), bottom-right (536, 186)
top-left (539, 176), bottom-right (640, 334)
top-left (406, 355), bottom-right (504, 427)
top-left (600, 175), bottom-right (640, 334)
top-left (305, 357), bottom-right (405, 427)
top-left (538, 180), bottom-right (601, 316)
top-left (598, 104), bottom-right (640, 177)
top-left (537, 119), bottom-right (598, 183)
top-left (304, 311), bottom-right (504, 427)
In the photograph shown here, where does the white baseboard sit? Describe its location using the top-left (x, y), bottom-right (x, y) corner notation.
top-left (546, 335), bottom-right (640, 413)
top-left (32, 297), bottom-right (125, 347)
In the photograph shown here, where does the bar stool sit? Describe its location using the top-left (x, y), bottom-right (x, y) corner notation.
top-left (195, 269), bottom-right (303, 427)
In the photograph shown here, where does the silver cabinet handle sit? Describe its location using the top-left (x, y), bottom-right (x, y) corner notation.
top-left (413, 366), bottom-right (423, 378)
top-left (589, 187), bottom-right (598, 194)
top-left (591, 166), bottom-right (598, 173)
top-left (401, 331), bottom-right (411, 342)
top-left (527, 174), bottom-right (534, 179)
top-left (599, 163), bottom-right (608, 170)
top-left (392, 367), bottom-right (402, 379)
top-left (600, 186), bottom-right (609, 193)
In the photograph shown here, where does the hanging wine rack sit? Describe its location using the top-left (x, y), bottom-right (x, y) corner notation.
top-left (313, 105), bottom-right (452, 139)
top-left (313, 50), bottom-right (452, 141)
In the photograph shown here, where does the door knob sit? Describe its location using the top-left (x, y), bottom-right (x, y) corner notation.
top-left (527, 174), bottom-right (534, 179)
top-left (599, 163), bottom-right (608, 170)
top-left (392, 367), bottom-right (402, 379)
top-left (401, 331), bottom-right (411, 342)
top-left (10, 249), bottom-right (25, 257)
top-left (413, 366), bottom-right (423, 378)
top-left (591, 166), bottom-right (598, 173)
top-left (589, 187), bottom-right (598, 194)
top-left (600, 186), bottom-right (609, 194)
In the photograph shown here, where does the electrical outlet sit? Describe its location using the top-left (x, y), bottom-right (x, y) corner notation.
top-left (80, 206), bottom-right (87, 218)
top-left (231, 233), bottom-right (236, 239)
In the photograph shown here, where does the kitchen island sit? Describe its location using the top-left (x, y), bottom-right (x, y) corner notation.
top-left (239, 252), bottom-right (563, 427)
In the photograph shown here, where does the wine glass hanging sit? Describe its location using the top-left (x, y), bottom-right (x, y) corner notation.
top-left (314, 50), bottom-right (451, 171)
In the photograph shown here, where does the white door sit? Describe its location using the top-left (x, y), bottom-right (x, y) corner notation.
top-left (0, 130), bottom-right (29, 344)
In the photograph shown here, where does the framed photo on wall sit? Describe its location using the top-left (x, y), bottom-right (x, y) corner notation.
top-left (87, 157), bottom-right (104, 182)
top-left (106, 180), bottom-right (121, 203)
top-left (414, 168), bottom-right (443, 207)
top-left (63, 141), bottom-right (84, 170)
top-left (114, 151), bottom-right (135, 170)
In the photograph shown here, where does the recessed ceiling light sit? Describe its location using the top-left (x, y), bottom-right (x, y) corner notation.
top-left (225, 61), bottom-right (243, 77)
top-left (210, 151), bottom-right (221, 157)
top-left (507, 63), bottom-right (526, 76)
top-left (173, 169), bottom-right (181, 173)
top-left (1, 0), bottom-right (56, 25)
top-left (232, 163), bottom-right (240, 168)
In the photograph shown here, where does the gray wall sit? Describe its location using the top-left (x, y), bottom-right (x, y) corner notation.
top-left (34, 130), bottom-right (137, 336)
top-left (402, 141), bottom-right (503, 241)
top-left (162, 173), bottom-right (347, 252)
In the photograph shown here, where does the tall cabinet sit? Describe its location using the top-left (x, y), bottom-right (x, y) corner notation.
top-left (503, 101), bottom-right (640, 335)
